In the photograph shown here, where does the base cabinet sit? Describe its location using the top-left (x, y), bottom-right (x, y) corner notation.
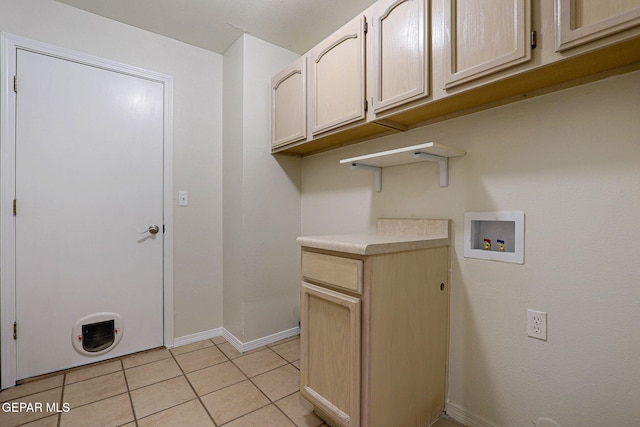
top-left (300, 246), bottom-right (449, 427)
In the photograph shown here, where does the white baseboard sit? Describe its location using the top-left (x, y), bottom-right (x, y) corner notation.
top-left (172, 327), bottom-right (224, 348)
top-left (222, 326), bottom-right (300, 353)
top-left (446, 401), bottom-right (495, 427)
top-left (173, 326), bottom-right (300, 353)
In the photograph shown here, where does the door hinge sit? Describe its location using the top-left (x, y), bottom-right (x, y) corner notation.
top-left (14, 75), bottom-right (17, 93)
top-left (13, 322), bottom-right (17, 340)
top-left (13, 199), bottom-right (17, 216)
top-left (363, 17), bottom-right (368, 34)
top-left (531, 31), bottom-right (537, 49)
top-left (163, 224), bottom-right (165, 233)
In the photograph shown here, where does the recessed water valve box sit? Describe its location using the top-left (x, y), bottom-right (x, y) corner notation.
top-left (464, 211), bottom-right (524, 264)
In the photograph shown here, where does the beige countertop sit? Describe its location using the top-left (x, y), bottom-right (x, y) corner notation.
top-left (297, 218), bottom-right (450, 255)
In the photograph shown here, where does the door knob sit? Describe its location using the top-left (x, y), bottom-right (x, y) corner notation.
top-left (141, 225), bottom-right (160, 235)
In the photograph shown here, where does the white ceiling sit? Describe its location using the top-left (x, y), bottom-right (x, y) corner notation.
top-left (54, 0), bottom-right (378, 55)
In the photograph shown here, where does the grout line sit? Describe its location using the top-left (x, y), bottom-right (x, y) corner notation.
top-left (171, 339), bottom-right (220, 426)
top-left (213, 372), bottom-right (302, 427)
top-left (59, 372), bottom-right (130, 407)
top-left (121, 354), bottom-right (173, 371)
top-left (195, 377), bottom-right (246, 401)
top-left (134, 398), bottom-right (206, 426)
top-left (226, 348), bottom-right (302, 426)
top-left (56, 373), bottom-right (66, 427)
top-left (216, 402), bottom-right (272, 426)
top-left (125, 373), bottom-right (184, 393)
top-left (271, 360), bottom-right (306, 427)
top-left (128, 378), bottom-right (208, 423)
top-left (121, 359), bottom-right (139, 427)
top-left (172, 358), bottom-right (230, 376)
top-left (169, 340), bottom-right (216, 357)
top-left (272, 386), bottom-right (303, 427)
top-left (212, 342), bottom-right (278, 426)
top-left (1, 381), bottom-right (63, 404)
top-left (64, 368), bottom-right (125, 387)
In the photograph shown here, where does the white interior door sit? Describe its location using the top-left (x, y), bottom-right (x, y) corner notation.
top-left (15, 48), bottom-right (165, 380)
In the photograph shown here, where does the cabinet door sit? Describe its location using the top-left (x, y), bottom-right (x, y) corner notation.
top-left (556, 0), bottom-right (640, 51)
top-left (309, 15), bottom-right (366, 135)
top-left (370, 0), bottom-right (429, 113)
top-left (300, 282), bottom-right (361, 427)
top-left (444, 0), bottom-right (532, 88)
top-left (271, 56), bottom-right (306, 149)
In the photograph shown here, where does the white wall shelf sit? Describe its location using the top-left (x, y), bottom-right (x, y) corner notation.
top-left (340, 142), bottom-right (466, 191)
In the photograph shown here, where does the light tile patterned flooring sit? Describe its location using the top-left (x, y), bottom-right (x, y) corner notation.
top-left (0, 335), bottom-right (463, 427)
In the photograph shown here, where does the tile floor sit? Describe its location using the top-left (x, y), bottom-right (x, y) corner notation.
top-left (0, 335), bottom-right (463, 427)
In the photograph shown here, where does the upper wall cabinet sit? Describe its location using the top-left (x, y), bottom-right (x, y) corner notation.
top-left (370, 0), bottom-right (429, 113)
top-left (444, 0), bottom-right (532, 88)
top-left (270, 0), bottom-right (640, 156)
top-left (271, 57), bottom-right (307, 149)
top-left (309, 15), bottom-right (367, 135)
top-left (556, 0), bottom-right (640, 51)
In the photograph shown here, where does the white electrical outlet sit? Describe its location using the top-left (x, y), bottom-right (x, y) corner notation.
top-left (527, 309), bottom-right (547, 340)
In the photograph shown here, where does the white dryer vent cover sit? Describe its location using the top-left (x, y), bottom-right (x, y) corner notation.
top-left (72, 312), bottom-right (123, 356)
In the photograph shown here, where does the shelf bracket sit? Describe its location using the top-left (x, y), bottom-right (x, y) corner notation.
top-left (413, 152), bottom-right (449, 187)
top-left (351, 163), bottom-right (382, 192)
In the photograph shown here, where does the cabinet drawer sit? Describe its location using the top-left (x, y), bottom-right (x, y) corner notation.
top-left (302, 252), bottom-right (363, 294)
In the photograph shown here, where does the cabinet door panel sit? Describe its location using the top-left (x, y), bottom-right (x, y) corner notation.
top-left (310, 15), bottom-right (366, 135)
top-left (556, 0), bottom-right (640, 51)
top-left (445, 0), bottom-right (531, 88)
top-left (371, 0), bottom-right (429, 112)
top-left (271, 57), bottom-right (306, 149)
top-left (300, 282), bottom-right (361, 427)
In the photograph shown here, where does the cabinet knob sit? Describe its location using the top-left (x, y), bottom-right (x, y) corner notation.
top-left (440, 282), bottom-right (445, 291)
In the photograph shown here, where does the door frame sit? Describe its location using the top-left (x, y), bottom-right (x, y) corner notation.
top-left (0, 33), bottom-right (175, 389)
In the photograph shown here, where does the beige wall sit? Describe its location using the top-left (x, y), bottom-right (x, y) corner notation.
top-left (1, 0), bottom-right (224, 338)
top-left (301, 70), bottom-right (640, 426)
top-left (222, 34), bottom-right (302, 343)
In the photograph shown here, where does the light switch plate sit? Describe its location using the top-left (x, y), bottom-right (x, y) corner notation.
top-left (178, 191), bottom-right (189, 206)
